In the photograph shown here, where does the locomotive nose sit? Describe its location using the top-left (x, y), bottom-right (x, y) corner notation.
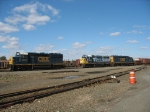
top-left (9, 57), bottom-right (14, 65)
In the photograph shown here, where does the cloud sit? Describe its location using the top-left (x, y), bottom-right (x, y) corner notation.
top-left (5, 2), bottom-right (59, 30)
top-left (0, 22), bottom-right (19, 33)
top-left (61, 0), bottom-right (74, 2)
top-left (13, 3), bottom-right (37, 13)
top-left (22, 24), bottom-right (35, 30)
top-left (5, 14), bottom-right (26, 25)
top-left (57, 36), bottom-right (64, 40)
top-left (96, 46), bottom-right (116, 54)
top-left (72, 42), bottom-right (92, 49)
top-left (146, 37), bottom-right (150, 40)
top-left (140, 46), bottom-right (148, 49)
top-left (133, 25), bottom-right (146, 29)
top-left (6, 13), bottom-right (50, 26)
top-left (86, 41), bottom-right (92, 44)
top-left (47, 5), bottom-right (59, 15)
top-left (34, 44), bottom-right (55, 52)
top-left (0, 36), bottom-right (7, 42)
top-left (63, 49), bottom-right (88, 60)
top-left (66, 0), bottom-right (74, 1)
top-left (27, 14), bottom-right (50, 25)
top-left (127, 30), bottom-right (142, 34)
top-left (110, 32), bottom-right (121, 36)
top-left (0, 36), bottom-right (20, 49)
top-left (12, 2), bottom-right (59, 16)
top-left (100, 32), bottom-right (104, 35)
top-left (127, 40), bottom-right (138, 43)
top-left (72, 42), bottom-right (86, 48)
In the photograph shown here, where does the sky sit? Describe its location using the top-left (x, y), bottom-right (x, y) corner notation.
top-left (0, 0), bottom-right (150, 60)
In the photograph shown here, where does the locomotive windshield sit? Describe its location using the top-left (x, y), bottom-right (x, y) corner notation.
top-left (16, 52), bottom-right (20, 56)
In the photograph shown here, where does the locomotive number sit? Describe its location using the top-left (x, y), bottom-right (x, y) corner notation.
top-left (38, 57), bottom-right (49, 62)
top-left (120, 58), bottom-right (125, 61)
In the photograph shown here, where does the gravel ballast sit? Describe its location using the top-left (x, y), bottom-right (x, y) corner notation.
top-left (0, 65), bottom-right (149, 112)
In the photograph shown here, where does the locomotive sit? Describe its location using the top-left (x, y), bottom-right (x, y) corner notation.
top-left (77, 55), bottom-right (134, 67)
top-left (8, 52), bottom-right (135, 70)
top-left (9, 52), bottom-right (64, 71)
top-left (78, 55), bottom-right (110, 67)
top-left (109, 55), bottom-right (134, 66)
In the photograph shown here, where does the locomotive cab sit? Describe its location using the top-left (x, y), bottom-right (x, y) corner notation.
top-left (80, 58), bottom-right (88, 64)
top-left (79, 55), bottom-right (93, 67)
top-left (15, 52), bottom-right (28, 64)
top-left (9, 52), bottom-right (30, 70)
top-left (80, 55), bottom-right (93, 64)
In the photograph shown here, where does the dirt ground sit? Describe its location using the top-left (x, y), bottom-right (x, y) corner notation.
top-left (0, 65), bottom-right (149, 112)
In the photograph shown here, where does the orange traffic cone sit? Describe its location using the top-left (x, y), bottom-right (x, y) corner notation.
top-left (129, 70), bottom-right (136, 84)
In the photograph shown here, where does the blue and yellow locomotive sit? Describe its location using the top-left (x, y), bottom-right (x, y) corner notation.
top-left (79, 55), bottom-right (134, 67)
top-left (79, 55), bottom-right (110, 67)
top-left (9, 52), bottom-right (64, 71)
top-left (110, 55), bottom-right (134, 66)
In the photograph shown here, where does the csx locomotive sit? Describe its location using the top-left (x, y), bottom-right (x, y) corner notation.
top-left (9, 52), bottom-right (64, 71)
top-left (78, 55), bottom-right (134, 67)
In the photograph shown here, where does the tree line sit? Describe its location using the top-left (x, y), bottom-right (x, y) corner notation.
top-left (0, 56), bottom-right (7, 60)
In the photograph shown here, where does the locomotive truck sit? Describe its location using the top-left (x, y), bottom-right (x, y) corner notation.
top-left (9, 52), bottom-right (64, 71)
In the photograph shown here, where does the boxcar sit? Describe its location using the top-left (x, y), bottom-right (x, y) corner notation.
top-left (63, 60), bottom-right (76, 67)
top-left (0, 60), bottom-right (9, 69)
top-left (134, 58), bottom-right (150, 65)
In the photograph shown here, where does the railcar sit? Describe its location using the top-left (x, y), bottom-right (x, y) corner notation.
top-left (9, 52), bottom-right (64, 71)
top-left (134, 58), bottom-right (150, 65)
top-left (63, 60), bottom-right (76, 67)
top-left (0, 60), bottom-right (9, 69)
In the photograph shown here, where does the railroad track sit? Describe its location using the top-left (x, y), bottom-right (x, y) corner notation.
top-left (0, 67), bottom-right (77, 72)
top-left (0, 66), bottom-right (146, 110)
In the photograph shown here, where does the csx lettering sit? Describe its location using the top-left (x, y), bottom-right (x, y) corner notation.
top-left (120, 58), bottom-right (125, 61)
top-left (38, 57), bottom-right (49, 62)
top-left (22, 59), bottom-right (27, 61)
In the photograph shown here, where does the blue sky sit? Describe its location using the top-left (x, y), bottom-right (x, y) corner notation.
top-left (0, 0), bottom-right (150, 60)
